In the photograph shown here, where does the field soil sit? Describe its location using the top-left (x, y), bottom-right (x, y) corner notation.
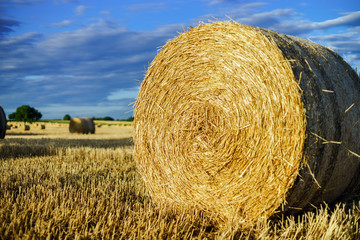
top-left (0, 121), bottom-right (359, 239)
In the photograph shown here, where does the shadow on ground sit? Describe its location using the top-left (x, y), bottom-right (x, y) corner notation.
top-left (0, 138), bottom-right (133, 159)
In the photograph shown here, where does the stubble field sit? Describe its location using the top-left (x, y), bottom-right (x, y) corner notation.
top-left (0, 121), bottom-right (359, 239)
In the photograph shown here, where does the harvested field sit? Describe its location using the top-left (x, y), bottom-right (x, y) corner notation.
top-left (0, 121), bottom-right (359, 239)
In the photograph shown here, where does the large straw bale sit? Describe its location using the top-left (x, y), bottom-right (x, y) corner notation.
top-left (69, 117), bottom-right (95, 134)
top-left (0, 106), bottom-right (6, 139)
top-left (134, 22), bottom-right (360, 226)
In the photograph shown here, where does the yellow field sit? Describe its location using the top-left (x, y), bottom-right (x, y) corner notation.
top-left (6, 121), bottom-right (134, 139)
top-left (0, 122), bottom-right (359, 239)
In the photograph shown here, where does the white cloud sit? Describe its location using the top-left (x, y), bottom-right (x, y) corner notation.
top-left (75, 5), bottom-right (91, 16)
top-left (271, 11), bottom-right (360, 35)
top-left (100, 10), bottom-right (110, 15)
top-left (107, 88), bottom-right (139, 101)
top-left (0, 18), bottom-right (180, 119)
top-left (311, 11), bottom-right (360, 29)
top-left (48, 19), bottom-right (75, 28)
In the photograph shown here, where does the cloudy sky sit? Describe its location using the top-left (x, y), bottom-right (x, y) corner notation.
top-left (1, 0), bottom-right (359, 119)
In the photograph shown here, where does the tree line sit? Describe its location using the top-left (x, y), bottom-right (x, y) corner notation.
top-left (7, 105), bottom-right (133, 123)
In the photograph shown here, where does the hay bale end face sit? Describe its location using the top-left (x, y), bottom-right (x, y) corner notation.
top-left (134, 22), bottom-right (360, 226)
top-left (69, 117), bottom-right (95, 134)
top-left (0, 106), bottom-right (6, 139)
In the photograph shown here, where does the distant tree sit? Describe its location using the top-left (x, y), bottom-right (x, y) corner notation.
top-left (92, 116), bottom-right (114, 121)
top-left (124, 116), bottom-right (134, 122)
top-left (63, 114), bottom-right (71, 120)
top-left (8, 105), bottom-right (42, 124)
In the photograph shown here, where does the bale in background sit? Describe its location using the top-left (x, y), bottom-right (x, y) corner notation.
top-left (22, 125), bottom-right (30, 131)
top-left (69, 118), bottom-right (95, 134)
top-left (134, 22), bottom-right (360, 227)
top-left (39, 124), bottom-right (45, 130)
top-left (0, 106), bottom-right (6, 139)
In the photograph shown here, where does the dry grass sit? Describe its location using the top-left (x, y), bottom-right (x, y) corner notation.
top-left (0, 123), bottom-right (359, 239)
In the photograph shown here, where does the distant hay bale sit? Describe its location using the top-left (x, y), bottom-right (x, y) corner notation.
top-left (134, 22), bottom-right (360, 227)
top-left (39, 124), bottom-right (45, 130)
top-left (22, 125), bottom-right (30, 131)
top-left (69, 117), bottom-right (95, 134)
top-left (0, 106), bottom-right (6, 139)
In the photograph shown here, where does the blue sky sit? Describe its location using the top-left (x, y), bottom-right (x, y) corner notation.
top-left (1, 0), bottom-right (359, 119)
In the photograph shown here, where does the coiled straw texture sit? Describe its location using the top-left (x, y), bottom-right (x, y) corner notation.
top-left (135, 22), bottom-right (360, 226)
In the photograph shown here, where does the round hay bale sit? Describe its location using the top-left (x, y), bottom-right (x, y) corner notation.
top-left (69, 117), bottom-right (95, 134)
top-left (134, 22), bottom-right (360, 226)
top-left (0, 106), bottom-right (6, 139)
top-left (22, 125), bottom-right (30, 131)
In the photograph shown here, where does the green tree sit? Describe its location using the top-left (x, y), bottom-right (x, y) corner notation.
top-left (63, 114), bottom-right (71, 120)
top-left (91, 116), bottom-right (114, 121)
top-left (8, 105), bottom-right (42, 124)
top-left (103, 116), bottom-right (114, 121)
top-left (124, 116), bottom-right (134, 121)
